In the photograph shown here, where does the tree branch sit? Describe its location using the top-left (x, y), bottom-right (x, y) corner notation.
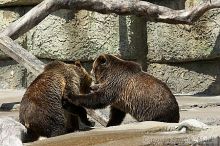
top-left (157, 0), bottom-right (220, 24)
top-left (65, 0), bottom-right (220, 24)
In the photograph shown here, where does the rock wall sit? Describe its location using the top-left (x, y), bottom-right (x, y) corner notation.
top-left (147, 0), bottom-right (220, 95)
top-left (0, 0), bottom-right (220, 95)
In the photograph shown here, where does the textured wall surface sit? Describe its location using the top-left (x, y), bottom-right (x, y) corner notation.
top-left (0, 60), bottom-right (25, 89)
top-left (27, 10), bottom-right (120, 61)
top-left (145, 0), bottom-right (220, 95)
top-left (147, 9), bottom-right (220, 62)
top-left (0, 7), bottom-right (25, 58)
top-left (147, 61), bottom-right (220, 95)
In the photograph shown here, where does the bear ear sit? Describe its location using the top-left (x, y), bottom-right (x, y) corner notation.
top-left (75, 60), bottom-right (82, 68)
top-left (97, 54), bottom-right (107, 66)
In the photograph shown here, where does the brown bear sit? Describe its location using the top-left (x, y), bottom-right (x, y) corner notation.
top-left (64, 54), bottom-right (180, 127)
top-left (19, 60), bottom-right (93, 142)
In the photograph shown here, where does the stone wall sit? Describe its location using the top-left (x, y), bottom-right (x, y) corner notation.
top-left (147, 0), bottom-right (220, 95)
top-left (0, 0), bottom-right (220, 95)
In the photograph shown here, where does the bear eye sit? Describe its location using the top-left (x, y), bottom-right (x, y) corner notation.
top-left (98, 55), bottom-right (107, 66)
top-left (75, 60), bottom-right (82, 68)
top-left (99, 59), bottom-right (106, 66)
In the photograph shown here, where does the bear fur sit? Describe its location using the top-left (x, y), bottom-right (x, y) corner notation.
top-left (19, 61), bottom-right (93, 142)
top-left (65, 54), bottom-right (180, 127)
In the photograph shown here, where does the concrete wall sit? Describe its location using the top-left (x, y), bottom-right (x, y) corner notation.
top-left (0, 0), bottom-right (220, 95)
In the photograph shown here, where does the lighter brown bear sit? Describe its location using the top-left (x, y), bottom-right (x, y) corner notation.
top-left (65, 54), bottom-right (180, 127)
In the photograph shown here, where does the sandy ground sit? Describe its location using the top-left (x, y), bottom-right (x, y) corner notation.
top-left (0, 89), bottom-right (220, 126)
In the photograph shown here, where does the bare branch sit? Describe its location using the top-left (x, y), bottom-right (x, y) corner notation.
top-left (62, 0), bottom-right (220, 24)
top-left (157, 0), bottom-right (220, 24)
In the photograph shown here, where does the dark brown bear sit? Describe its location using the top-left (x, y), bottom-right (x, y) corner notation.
top-left (19, 61), bottom-right (93, 142)
top-left (65, 54), bottom-right (180, 127)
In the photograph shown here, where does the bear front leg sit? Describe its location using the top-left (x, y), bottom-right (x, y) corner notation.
top-left (106, 106), bottom-right (126, 127)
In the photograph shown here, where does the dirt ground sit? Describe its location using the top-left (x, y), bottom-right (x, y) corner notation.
top-left (0, 89), bottom-right (220, 126)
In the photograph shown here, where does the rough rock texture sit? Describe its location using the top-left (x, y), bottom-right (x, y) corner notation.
top-left (0, 7), bottom-right (26, 58)
top-left (0, 117), bottom-right (26, 146)
top-left (27, 10), bottom-right (120, 61)
top-left (147, 60), bottom-right (220, 95)
top-left (147, 0), bottom-right (220, 62)
top-left (0, 60), bottom-right (26, 89)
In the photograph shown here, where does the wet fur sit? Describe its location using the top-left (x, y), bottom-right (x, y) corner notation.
top-left (65, 54), bottom-right (180, 127)
top-left (19, 61), bottom-right (93, 142)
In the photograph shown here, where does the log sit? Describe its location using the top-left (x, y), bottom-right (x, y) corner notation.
top-left (0, 36), bottom-right (44, 76)
top-left (87, 109), bottom-right (108, 126)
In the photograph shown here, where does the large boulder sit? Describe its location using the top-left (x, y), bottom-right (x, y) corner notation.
top-left (0, 117), bottom-right (26, 146)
